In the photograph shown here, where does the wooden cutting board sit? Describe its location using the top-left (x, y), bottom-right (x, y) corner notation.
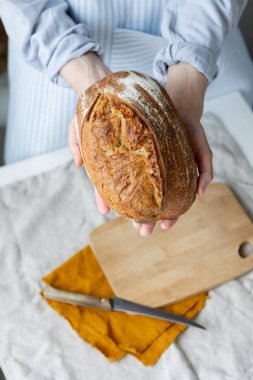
top-left (89, 183), bottom-right (253, 307)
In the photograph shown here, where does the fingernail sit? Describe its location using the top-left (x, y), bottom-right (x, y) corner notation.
top-left (160, 222), bottom-right (169, 230)
top-left (202, 183), bottom-right (208, 195)
top-left (100, 209), bottom-right (109, 215)
top-left (140, 227), bottom-right (149, 237)
top-left (132, 221), bottom-right (141, 230)
top-left (160, 219), bottom-right (177, 230)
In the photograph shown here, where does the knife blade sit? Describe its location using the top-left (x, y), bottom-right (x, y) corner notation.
top-left (42, 286), bottom-right (206, 330)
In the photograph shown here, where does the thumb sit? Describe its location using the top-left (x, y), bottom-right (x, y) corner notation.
top-left (94, 188), bottom-right (110, 215)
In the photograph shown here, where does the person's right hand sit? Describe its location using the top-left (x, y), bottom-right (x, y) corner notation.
top-left (60, 52), bottom-right (112, 215)
top-left (61, 52), bottom-right (112, 167)
top-left (61, 51), bottom-right (112, 96)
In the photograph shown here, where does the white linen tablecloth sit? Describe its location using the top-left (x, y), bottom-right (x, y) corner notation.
top-left (0, 113), bottom-right (253, 380)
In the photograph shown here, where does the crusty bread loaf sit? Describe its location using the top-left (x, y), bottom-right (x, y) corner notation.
top-left (76, 71), bottom-right (197, 222)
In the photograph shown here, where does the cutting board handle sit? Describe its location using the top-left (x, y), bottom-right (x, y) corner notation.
top-left (238, 241), bottom-right (253, 259)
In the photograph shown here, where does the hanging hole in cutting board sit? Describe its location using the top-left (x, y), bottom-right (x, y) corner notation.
top-left (238, 241), bottom-right (253, 258)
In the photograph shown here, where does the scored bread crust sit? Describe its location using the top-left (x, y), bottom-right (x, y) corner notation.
top-left (76, 71), bottom-right (197, 222)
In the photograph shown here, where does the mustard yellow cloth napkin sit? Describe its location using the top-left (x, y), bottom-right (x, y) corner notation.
top-left (42, 246), bottom-right (208, 365)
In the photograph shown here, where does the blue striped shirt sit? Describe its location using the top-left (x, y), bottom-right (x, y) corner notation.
top-left (0, 0), bottom-right (248, 163)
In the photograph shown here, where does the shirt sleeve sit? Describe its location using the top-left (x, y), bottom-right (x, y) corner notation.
top-left (0, 0), bottom-right (103, 85)
top-left (153, 0), bottom-right (248, 85)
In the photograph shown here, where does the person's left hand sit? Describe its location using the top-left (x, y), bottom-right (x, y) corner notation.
top-left (132, 62), bottom-right (213, 236)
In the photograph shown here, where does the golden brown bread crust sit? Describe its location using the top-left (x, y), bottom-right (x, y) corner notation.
top-left (76, 71), bottom-right (197, 222)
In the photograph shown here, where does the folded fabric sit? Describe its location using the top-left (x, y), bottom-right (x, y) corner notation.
top-left (42, 245), bottom-right (208, 365)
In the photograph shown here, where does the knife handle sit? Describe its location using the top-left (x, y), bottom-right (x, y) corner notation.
top-left (42, 286), bottom-right (112, 311)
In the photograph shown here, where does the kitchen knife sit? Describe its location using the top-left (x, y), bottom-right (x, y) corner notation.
top-left (42, 286), bottom-right (206, 330)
